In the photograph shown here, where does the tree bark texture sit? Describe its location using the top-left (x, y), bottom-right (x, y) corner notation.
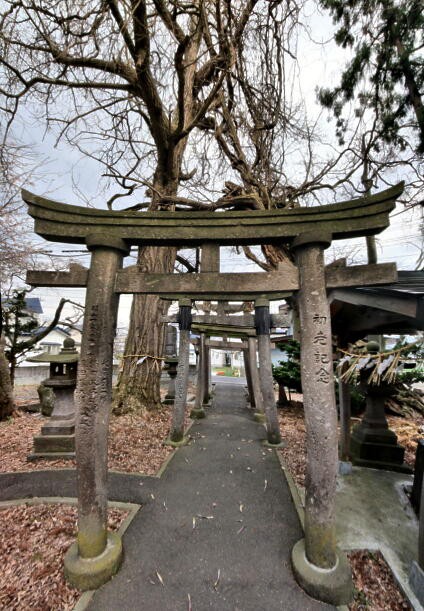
top-left (114, 245), bottom-right (176, 413)
top-left (202, 345), bottom-right (211, 406)
top-left (295, 241), bottom-right (338, 569)
top-left (0, 335), bottom-right (14, 420)
top-left (277, 382), bottom-right (289, 407)
top-left (257, 333), bottom-right (282, 444)
top-left (194, 333), bottom-right (205, 411)
top-left (419, 473), bottom-right (424, 568)
top-left (338, 359), bottom-right (351, 461)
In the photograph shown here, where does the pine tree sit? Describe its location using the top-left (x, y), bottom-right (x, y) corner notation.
top-left (318, 0), bottom-right (424, 153)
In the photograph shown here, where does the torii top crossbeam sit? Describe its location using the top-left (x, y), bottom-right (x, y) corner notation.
top-left (22, 183), bottom-right (403, 247)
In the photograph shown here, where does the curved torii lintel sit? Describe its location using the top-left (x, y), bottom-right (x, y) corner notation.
top-left (22, 183), bottom-right (404, 247)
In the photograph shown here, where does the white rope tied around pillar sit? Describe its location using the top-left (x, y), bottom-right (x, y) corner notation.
top-left (120, 353), bottom-right (167, 371)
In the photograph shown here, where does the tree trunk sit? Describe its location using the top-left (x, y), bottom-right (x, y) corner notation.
top-left (277, 382), bottom-right (289, 407)
top-left (113, 245), bottom-right (176, 413)
top-left (0, 336), bottom-right (14, 420)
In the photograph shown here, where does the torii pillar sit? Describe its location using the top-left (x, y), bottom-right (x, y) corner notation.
top-left (64, 235), bottom-right (128, 590)
top-left (242, 345), bottom-right (255, 409)
top-left (191, 331), bottom-right (206, 419)
top-left (254, 298), bottom-right (283, 446)
top-left (291, 232), bottom-right (352, 605)
top-left (167, 299), bottom-right (192, 445)
top-left (248, 336), bottom-right (265, 421)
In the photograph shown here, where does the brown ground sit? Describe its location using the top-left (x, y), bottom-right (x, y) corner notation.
top-left (1, 383), bottom-right (197, 474)
top-left (0, 408), bottom-right (175, 474)
top-left (348, 550), bottom-right (411, 611)
top-left (387, 413), bottom-right (424, 467)
top-left (278, 399), bottom-right (423, 489)
top-left (0, 503), bottom-right (127, 611)
top-left (1, 385), bottom-right (418, 610)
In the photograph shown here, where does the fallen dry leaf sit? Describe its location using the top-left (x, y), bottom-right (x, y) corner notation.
top-left (0, 503), bottom-right (127, 611)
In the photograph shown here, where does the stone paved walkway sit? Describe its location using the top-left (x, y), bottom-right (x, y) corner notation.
top-left (87, 383), bottom-right (334, 611)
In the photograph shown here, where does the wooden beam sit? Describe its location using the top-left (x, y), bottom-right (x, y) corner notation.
top-left (115, 266), bottom-right (299, 295)
top-left (328, 287), bottom-right (418, 318)
top-left (27, 261), bottom-right (397, 298)
top-left (26, 264), bottom-right (88, 287)
top-left (197, 302), bottom-right (253, 313)
top-left (196, 314), bottom-right (254, 327)
top-left (192, 323), bottom-right (256, 338)
top-left (325, 262), bottom-right (397, 289)
top-left (205, 340), bottom-right (248, 350)
top-left (164, 313), bottom-right (289, 328)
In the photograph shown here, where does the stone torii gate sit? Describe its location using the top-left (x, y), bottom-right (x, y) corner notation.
top-left (193, 314), bottom-right (284, 423)
top-left (167, 307), bottom-right (286, 430)
top-left (23, 183), bottom-right (402, 604)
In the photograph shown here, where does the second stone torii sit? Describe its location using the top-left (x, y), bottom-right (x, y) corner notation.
top-left (164, 302), bottom-right (285, 439)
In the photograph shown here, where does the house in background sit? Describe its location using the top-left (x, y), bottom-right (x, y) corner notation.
top-left (9, 297), bottom-right (83, 385)
top-left (35, 325), bottom-right (82, 356)
top-left (23, 297), bottom-right (44, 323)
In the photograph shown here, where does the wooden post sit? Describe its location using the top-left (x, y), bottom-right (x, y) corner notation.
top-left (291, 232), bottom-right (352, 605)
top-left (248, 336), bottom-right (265, 420)
top-left (199, 244), bottom-right (219, 407)
top-left (338, 362), bottom-right (351, 461)
top-left (254, 298), bottom-right (283, 446)
top-left (201, 243), bottom-right (220, 272)
top-left (243, 347), bottom-right (255, 408)
top-left (64, 235), bottom-right (128, 590)
top-left (191, 332), bottom-right (206, 419)
top-left (203, 344), bottom-right (211, 406)
top-left (168, 299), bottom-right (192, 445)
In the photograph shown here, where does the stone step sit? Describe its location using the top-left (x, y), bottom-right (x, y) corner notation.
top-left (33, 434), bottom-right (75, 454)
top-left (41, 423), bottom-right (75, 436)
top-left (27, 451), bottom-right (75, 461)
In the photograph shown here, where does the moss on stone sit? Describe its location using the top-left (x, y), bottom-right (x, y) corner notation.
top-left (164, 436), bottom-right (190, 448)
top-left (291, 538), bottom-right (353, 605)
top-left (64, 532), bottom-right (122, 591)
top-left (190, 408), bottom-right (206, 419)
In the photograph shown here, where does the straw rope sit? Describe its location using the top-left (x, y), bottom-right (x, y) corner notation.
top-left (338, 339), bottom-right (422, 386)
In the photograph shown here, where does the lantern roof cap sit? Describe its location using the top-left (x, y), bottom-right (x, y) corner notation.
top-left (28, 338), bottom-right (79, 363)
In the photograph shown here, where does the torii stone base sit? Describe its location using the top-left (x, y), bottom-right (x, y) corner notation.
top-left (190, 407), bottom-right (206, 419)
top-left (292, 539), bottom-right (352, 606)
top-left (64, 532), bottom-right (122, 591)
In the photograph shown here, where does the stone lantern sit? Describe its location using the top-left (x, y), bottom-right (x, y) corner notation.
top-left (350, 340), bottom-right (411, 473)
top-left (163, 357), bottom-right (178, 404)
top-left (28, 337), bottom-right (79, 459)
top-left (163, 324), bottom-right (178, 405)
